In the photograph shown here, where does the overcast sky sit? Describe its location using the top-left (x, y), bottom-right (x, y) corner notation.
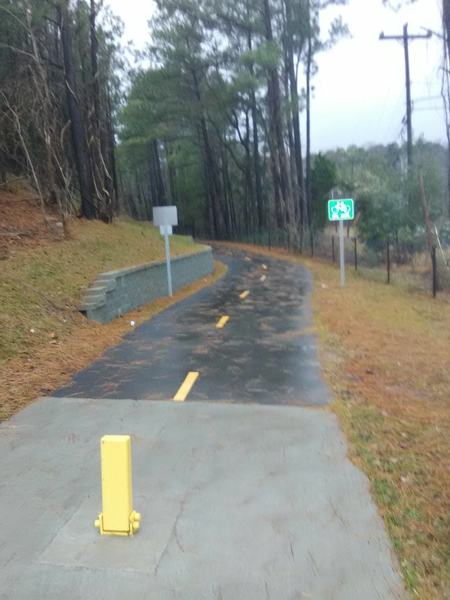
top-left (107, 0), bottom-right (444, 152)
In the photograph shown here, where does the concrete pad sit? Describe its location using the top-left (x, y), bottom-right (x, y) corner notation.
top-left (0, 397), bottom-right (405, 599)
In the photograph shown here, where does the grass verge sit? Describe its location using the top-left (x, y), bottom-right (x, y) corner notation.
top-left (221, 242), bottom-right (450, 599)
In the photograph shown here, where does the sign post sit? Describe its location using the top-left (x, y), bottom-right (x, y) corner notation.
top-left (339, 219), bottom-right (345, 288)
top-left (327, 199), bottom-right (354, 288)
top-left (152, 206), bottom-right (178, 297)
top-left (163, 224), bottom-right (173, 297)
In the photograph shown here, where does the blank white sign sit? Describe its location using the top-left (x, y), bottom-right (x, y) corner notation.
top-left (153, 206), bottom-right (178, 227)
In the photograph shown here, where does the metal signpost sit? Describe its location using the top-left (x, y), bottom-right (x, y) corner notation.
top-left (152, 206), bottom-right (178, 297)
top-left (327, 199), bottom-right (354, 288)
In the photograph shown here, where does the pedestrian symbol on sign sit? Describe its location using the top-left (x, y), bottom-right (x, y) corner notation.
top-left (328, 199), bottom-right (354, 222)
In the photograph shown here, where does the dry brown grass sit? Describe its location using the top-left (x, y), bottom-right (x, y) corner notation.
top-left (0, 188), bottom-right (64, 258)
top-left (221, 241), bottom-right (450, 599)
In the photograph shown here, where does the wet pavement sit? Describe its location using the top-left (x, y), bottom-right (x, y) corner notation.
top-left (56, 246), bottom-right (330, 406)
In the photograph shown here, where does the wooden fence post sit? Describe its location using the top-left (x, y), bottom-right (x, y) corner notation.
top-left (432, 245), bottom-right (438, 298)
top-left (386, 239), bottom-right (391, 284)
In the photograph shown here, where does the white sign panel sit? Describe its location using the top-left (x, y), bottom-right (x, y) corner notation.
top-left (153, 206), bottom-right (178, 227)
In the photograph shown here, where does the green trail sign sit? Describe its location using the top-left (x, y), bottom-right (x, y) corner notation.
top-left (328, 199), bottom-right (354, 222)
top-left (328, 198), bottom-right (355, 289)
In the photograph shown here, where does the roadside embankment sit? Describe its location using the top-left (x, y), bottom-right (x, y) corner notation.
top-left (0, 213), bottom-right (225, 420)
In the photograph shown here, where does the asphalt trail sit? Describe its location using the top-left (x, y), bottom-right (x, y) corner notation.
top-left (56, 246), bottom-right (329, 405)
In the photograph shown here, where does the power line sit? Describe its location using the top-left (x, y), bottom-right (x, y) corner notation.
top-left (413, 106), bottom-right (443, 112)
top-left (382, 88), bottom-right (405, 143)
top-left (413, 95), bottom-right (441, 103)
top-left (374, 82), bottom-right (395, 138)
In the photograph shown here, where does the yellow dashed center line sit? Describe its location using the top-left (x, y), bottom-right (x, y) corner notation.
top-left (173, 371), bottom-right (199, 402)
top-left (216, 315), bottom-right (230, 329)
top-left (239, 290), bottom-right (250, 300)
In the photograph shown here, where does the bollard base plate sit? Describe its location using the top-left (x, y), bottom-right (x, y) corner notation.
top-left (95, 510), bottom-right (141, 536)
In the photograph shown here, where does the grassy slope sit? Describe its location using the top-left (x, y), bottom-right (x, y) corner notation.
top-left (0, 218), bottom-right (198, 361)
top-left (223, 242), bottom-right (450, 599)
top-left (0, 217), bottom-right (225, 420)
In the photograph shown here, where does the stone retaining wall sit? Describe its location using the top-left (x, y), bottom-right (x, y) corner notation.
top-left (80, 246), bottom-right (214, 323)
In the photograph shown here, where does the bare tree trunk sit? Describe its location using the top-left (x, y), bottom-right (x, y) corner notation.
top-left (263, 0), bottom-right (292, 232)
top-left (220, 145), bottom-right (234, 239)
top-left (244, 109), bottom-right (255, 237)
top-left (58, 1), bottom-right (95, 219)
top-left (284, 0), bottom-right (304, 233)
top-left (1, 93), bottom-right (46, 217)
top-left (190, 67), bottom-right (225, 238)
top-left (0, 151), bottom-right (6, 186)
top-left (147, 143), bottom-right (159, 207)
top-left (246, 20), bottom-right (264, 231)
top-left (106, 85), bottom-right (119, 214)
top-left (419, 173), bottom-right (436, 252)
top-left (251, 94), bottom-right (264, 230)
top-left (89, 0), bottom-right (113, 222)
top-left (21, 2), bottom-right (72, 221)
top-left (152, 140), bottom-right (166, 204)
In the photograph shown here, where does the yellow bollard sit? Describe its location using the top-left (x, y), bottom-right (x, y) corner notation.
top-left (94, 435), bottom-right (141, 536)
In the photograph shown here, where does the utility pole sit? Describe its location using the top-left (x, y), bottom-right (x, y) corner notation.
top-left (379, 24), bottom-right (432, 169)
top-left (306, 0), bottom-right (313, 253)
